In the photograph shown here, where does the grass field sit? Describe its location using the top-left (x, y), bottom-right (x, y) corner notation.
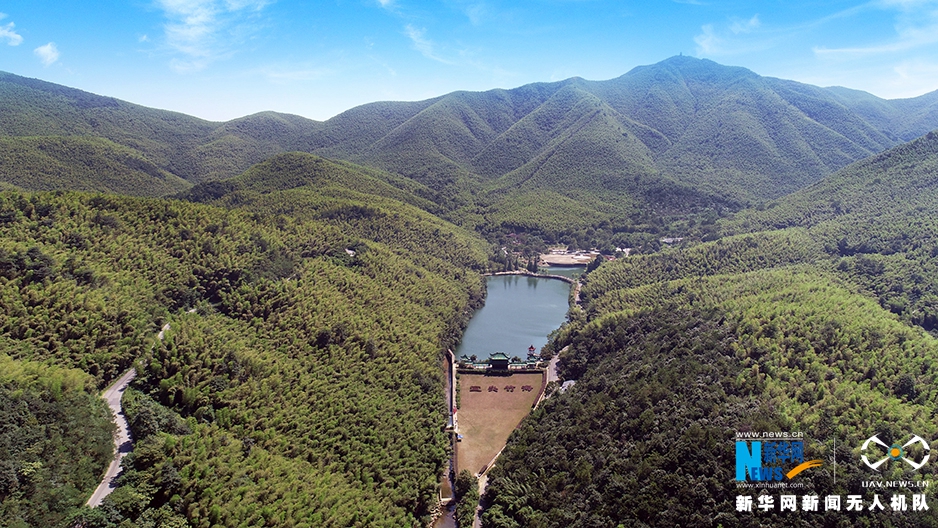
top-left (456, 372), bottom-right (545, 476)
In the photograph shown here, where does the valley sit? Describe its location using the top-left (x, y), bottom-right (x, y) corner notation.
top-left (1, 56), bottom-right (938, 528)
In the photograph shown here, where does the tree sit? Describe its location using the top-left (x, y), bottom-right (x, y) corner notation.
top-left (454, 470), bottom-right (479, 528)
top-left (586, 254), bottom-right (603, 273)
top-left (454, 470), bottom-right (475, 498)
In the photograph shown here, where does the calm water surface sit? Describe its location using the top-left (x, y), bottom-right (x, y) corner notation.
top-left (455, 275), bottom-right (571, 360)
top-left (436, 274), bottom-right (571, 528)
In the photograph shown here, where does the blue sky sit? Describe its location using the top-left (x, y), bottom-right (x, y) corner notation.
top-left (2, 0), bottom-right (938, 122)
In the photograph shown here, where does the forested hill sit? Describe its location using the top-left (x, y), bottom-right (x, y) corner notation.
top-left (0, 178), bottom-right (491, 526)
top-left (481, 132), bottom-right (938, 526)
top-left (724, 130), bottom-right (938, 332)
top-left (4, 57), bottom-right (938, 220)
top-left (0, 71), bottom-right (321, 188)
top-left (305, 56), bottom-right (938, 204)
top-left (180, 152), bottom-right (443, 214)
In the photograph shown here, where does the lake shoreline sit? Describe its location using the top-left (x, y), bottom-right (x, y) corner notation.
top-left (435, 273), bottom-right (574, 527)
top-left (484, 269), bottom-right (578, 285)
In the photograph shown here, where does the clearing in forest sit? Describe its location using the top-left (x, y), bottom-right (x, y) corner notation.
top-left (456, 372), bottom-right (544, 476)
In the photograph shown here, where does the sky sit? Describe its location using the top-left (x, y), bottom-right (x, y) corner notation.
top-left (2, 0), bottom-right (938, 122)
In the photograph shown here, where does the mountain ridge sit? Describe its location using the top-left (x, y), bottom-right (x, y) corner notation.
top-left (3, 57), bottom-right (938, 240)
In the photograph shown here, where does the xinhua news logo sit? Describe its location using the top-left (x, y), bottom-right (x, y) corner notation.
top-left (861, 434), bottom-right (930, 471)
top-left (736, 433), bottom-right (822, 482)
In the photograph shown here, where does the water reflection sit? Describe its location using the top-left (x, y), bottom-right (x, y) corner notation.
top-left (455, 275), bottom-right (571, 362)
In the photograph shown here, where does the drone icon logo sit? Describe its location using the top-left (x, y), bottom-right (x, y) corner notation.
top-left (861, 435), bottom-right (930, 471)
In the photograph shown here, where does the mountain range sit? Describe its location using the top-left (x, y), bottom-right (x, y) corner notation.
top-left (5, 56), bottom-right (938, 528)
top-left (482, 117), bottom-right (938, 528)
top-left (4, 56), bottom-right (938, 235)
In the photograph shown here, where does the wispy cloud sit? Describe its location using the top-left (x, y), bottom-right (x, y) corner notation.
top-left (694, 24), bottom-right (720, 54)
top-left (405, 24), bottom-right (454, 64)
top-left (463, 3), bottom-right (488, 25)
top-left (34, 42), bottom-right (60, 66)
top-left (369, 55), bottom-right (398, 76)
top-left (694, 14), bottom-right (764, 55)
top-left (154, 0), bottom-right (271, 72)
top-left (447, 0), bottom-right (521, 27)
top-left (814, 0), bottom-right (938, 56)
top-left (0, 13), bottom-right (23, 46)
top-left (250, 65), bottom-right (332, 83)
top-left (377, 0), bottom-right (395, 8)
top-left (730, 15), bottom-right (760, 35)
top-left (888, 58), bottom-right (938, 96)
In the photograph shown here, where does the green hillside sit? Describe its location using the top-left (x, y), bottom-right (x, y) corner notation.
top-left (183, 152), bottom-right (440, 212)
top-left (5, 58), bottom-right (938, 248)
top-left (481, 131), bottom-right (938, 527)
top-left (726, 130), bottom-right (938, 332)
top-left (0, 72), bottom-right (214, 180)
top-left (192, 112), bottom-right (323, 182)
top-left (485, 265), bottom-right (938, 527)
top-left (0, 184), bottom-right (489, 527)
top-left (0, 136), bottom-right (191, 196)
top-left (306, 56), bottom-right (935, 209)
top-left (0, 72), bottom-right (320, 188)
top-left (0, 356), bottom-right (114, 528)
top-left (4, 59), bottom-right (938, 527)
top-left (825, 87), bottom-right (938, 142)
top-left (180, 151), bottom-right (493, 288)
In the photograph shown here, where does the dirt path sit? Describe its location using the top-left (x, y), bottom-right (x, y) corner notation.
top-left (85, 367), bottom-right (136, 507)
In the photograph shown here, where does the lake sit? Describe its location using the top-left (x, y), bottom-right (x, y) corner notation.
top-left (436, 273), bottom-right (572, 528)
top-left (455, 274), bottom-right (571, 361)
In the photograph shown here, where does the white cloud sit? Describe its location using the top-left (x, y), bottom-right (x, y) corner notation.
top-left (223, 0), bottom-right (270, 9)
top-left (377, 0), bottom-right (395, 8)
top-left (0, 13), bottom-right (23, 46)
top-left (369, 55), bottom-right (398, 76)
top-left (34, 42), bottom-right (60, 66)
top-left (694, 24), bottom-right (720, 54)
top-left (154, 0), bottom-right (271, 72)
top-left (892, 58), bottom-right (938, 91)
top-left (695, 14), bottom-right (769, 56)
top-left (405, 24), bottom-right (454, 64)
top-left (465, 4), bottom-right (487, 25)
top-left (730, 15), bottom-right (760, 35)
top-left (808, 57), bottom-right (938, 99)
top-left (814, 0), bottom-right (938, 57)
top-left (875, 0), bottom-right (934, 9)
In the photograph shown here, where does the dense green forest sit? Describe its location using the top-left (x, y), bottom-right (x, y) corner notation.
top-left (485, 259), bottom-right (938, 527)
top-left (0, 356), bottom-right (115, 528)
top-left (3, 58), bottom-right (938, 528)
top-left (0, 136), bottom-right (191, 197)
top-left (485, 268), bottom-right (938, 527)
top-left (0, 182), bottom-right (489, 527)
top-left (5, 57), bottom-right (938, 247)
top-left (481, 131), bottom-right (938, 526)
top-left (725, 131), bottom-right (938, 332)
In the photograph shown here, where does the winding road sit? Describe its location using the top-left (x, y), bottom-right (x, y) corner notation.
top-left (85, 367), bottom-right (136, 507)
top-left (86, 322), bottom-right (169, 507)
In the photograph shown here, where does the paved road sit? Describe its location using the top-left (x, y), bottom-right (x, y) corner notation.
top-left (86, 367), bottom-right (137, 507)
top-left (87, 323), bottom-right (167, 507)
top-left (547, 354), bottom-right (561, 384)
